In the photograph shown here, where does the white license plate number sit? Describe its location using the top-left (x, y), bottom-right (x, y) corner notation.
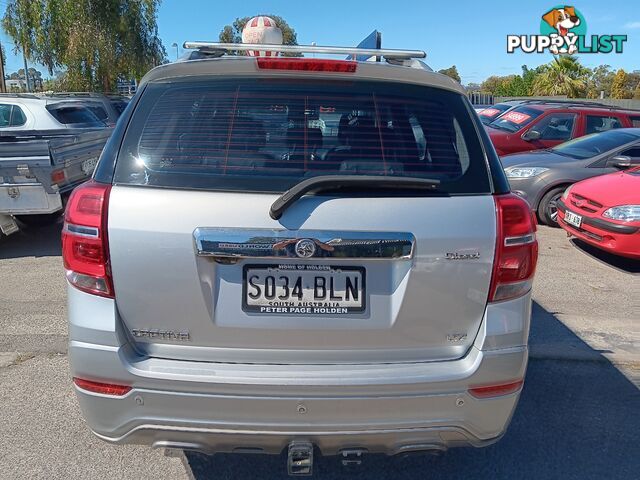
top-left (81, 157), bottom-right (99, 176)
top-left (564, 210), bottom-right (582, 228)
top-left (243, 265), bottom-right (365, 315)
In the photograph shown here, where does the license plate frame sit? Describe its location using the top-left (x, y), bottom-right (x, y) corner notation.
top-left (564, 210), bottom-right (582, 228)
top-left (242, 264), bottom-right (366, 315)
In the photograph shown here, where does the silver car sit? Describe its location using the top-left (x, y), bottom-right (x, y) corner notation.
top-left (64, 43), bottom-right (538, 475)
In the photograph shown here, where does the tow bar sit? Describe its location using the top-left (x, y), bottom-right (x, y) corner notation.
top-left (288, 441), bottom-right (314, 476)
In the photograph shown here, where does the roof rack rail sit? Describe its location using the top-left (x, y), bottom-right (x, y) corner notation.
top-left (43, 92), bottom-right (104, 97)
top-left (507, 98), bottom-right (630, 110)
top-left (0, 93), bottom-right (40, 99)
top-left (521, 99), bottom-right (610, 107)
top-left (183, 42), bottom-right (426, 60)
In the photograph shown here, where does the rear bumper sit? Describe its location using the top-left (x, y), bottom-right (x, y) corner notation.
top-left (557, 200), bottom-right (640, 259)
top-left (68, 286), bottom-right (531, 455)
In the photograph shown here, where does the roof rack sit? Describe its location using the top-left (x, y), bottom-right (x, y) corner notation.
top-left (517, 98), bottom-right (613, 108)
top-left (0, 93), bottom-right (40, 99)
top-left (43, 92), bottom-right (105, 97)
top-left (505, 98), bottom-right (640, 111)
top-left (182, 42), bottom-right (426, 60)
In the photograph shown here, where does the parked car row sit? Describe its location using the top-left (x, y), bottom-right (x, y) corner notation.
top-left (0, 92), bottom-right (129, 234)
top-left (477, 99), bottom-right (640, 260)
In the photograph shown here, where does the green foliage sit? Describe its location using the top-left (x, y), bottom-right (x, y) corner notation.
top-left (625, 72), bottom-right (640, 99)
top-left (530, 56), bottom-right (590, 98)
top-left (634, 83), bottom-right (640, 100)
top-left (478, 58), bottom-right (640, 100)
top-left (587, 65), bottom-right (614, 98)
top-left (610, 69), bottom-right (630, 99)
top-left (480, 70), bottom-right (532, 97)
top-left (218, 14), bottom-right (300, 56)
top-left (2, 0), bottom-right (166, 92)
top-left (437, 66), bottom-right (460, 83)
top-left (481, 75), bottom-right (508, 95)
top-left (8, 67), bottom-right (42, 80)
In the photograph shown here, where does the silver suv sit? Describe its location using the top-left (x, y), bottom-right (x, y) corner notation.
top-left (64, 43), bottom-right (538, 474)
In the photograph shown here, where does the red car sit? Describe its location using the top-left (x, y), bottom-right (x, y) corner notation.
top-left (486, 101), bottom-right (640, 156)
top-left (557, 167), bottom-right (640, 259)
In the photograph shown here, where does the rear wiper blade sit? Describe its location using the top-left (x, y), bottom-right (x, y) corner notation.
top-left (269, 175), bottom-right (441, 220)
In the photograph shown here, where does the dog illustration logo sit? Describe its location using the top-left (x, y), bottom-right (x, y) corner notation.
top-left (541, 6), bottom-right (581, 54)
top-left (507, 5), bottom-right (626, 55)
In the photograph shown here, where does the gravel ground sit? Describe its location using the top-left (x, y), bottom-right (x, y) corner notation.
top-left (0, 222), bottom-right (638, 479)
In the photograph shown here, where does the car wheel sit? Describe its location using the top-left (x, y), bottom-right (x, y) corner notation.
top-left (538, 186), bottom-right (568, 227)
top-left (15, 212), bottom-right (62, 227)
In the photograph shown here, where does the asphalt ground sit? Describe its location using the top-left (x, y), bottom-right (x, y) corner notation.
top-left (0, 222), bottom-right (638, 479)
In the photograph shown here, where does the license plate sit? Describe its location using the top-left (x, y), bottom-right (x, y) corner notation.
top-left (242, 264), bottom-right (365, 315)
top-left (564, 210), bottom-right (582, 228)
top-left (81, 157), bottom-right (99, 176)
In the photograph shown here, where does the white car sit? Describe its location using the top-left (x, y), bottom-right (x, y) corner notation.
top-left (0, 93), bottom-right (106, 130)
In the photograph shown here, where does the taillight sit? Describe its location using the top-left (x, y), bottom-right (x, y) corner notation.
top-left (256, 58), bottom-right (357, 73)
top-left (489, 193), bottom-right (538, 302)
top-left (73, 377), bottom-right (131, 396)
top-left (468, 379), bottom-right (524, 399)
top-left (51, 169), bottom-right (66, 185)
top-left (61, 180), bottom-right (113, 298)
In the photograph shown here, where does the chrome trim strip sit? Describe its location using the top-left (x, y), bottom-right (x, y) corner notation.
top-left (194, 228), bottom-right (415, 260)
top-left (65, 223), bottom-right (99, 239)
top-left (504, 233), bottom-right (536, 247)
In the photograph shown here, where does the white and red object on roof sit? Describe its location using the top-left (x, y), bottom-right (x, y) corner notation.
top-left (241, 16), bottom-right (284, 57)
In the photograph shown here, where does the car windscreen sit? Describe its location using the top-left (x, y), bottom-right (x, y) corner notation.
top-left (488, 106), bottom-right (543, 132)
top-left (114, 78), bottom-right (492, 194)
top-left (551, 130), bottom-right (640, 159)
top-left (478, 103), bottom-right (513, 124)
top-left (46, 104), bottom-right (105, 127)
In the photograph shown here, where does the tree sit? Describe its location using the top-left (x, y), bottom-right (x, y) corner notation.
top-left (481, 75), bottom-right (513, 95)
top-left (218, 15), bottom-right (300, 56)
top-left (625, 72), bottom-right (640, 98)
top-left (2, 0), bottom-right (166, 92)
top-left (587, 65), bottom-right (615, 98)
top-left (438, 66), bottom-right (460, 83)
top-left (6, 67), bottom-right (44, 90)
top-left (610, 69), bottom-right (630, 99)
top-left (530, 56), bottom-right (590, 98)
top-left (634, 83), bottom-right (640, 100)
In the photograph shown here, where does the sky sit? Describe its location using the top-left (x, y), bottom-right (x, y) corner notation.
top-left (1, 0), bottom-right (639, 84)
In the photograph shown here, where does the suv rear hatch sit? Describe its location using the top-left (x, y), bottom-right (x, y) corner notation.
top-left (106, 64), bottom-right (500, 365)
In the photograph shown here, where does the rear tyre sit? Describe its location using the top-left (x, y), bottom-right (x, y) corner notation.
top-left (15, 212), bottom-right (62, 227)
top-left (538, 187), bottom-right (567, 227)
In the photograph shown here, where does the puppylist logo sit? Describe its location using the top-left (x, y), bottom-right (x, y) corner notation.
top-left (508, 5), bottom-right (627, 54)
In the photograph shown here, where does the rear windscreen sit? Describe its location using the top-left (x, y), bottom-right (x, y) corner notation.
top-left (86, 104), bottom-right (109, 121)
top-left (114, 78), bottom-right (491, 194)
top-left (47, 105), bottom-right (105, 127)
